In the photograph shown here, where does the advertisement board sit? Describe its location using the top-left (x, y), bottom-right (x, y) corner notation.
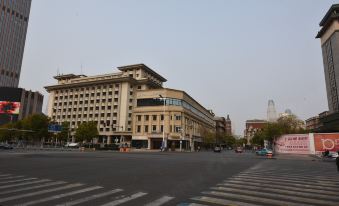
top-left (275, 134), bottom-right (310, 154)
top-left (314, 133), bottom-right (339, 154)
top-left (0, 101), bottom-right (20, 114)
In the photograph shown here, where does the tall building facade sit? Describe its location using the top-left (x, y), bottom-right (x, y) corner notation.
top-left (0, 0), bottom-right (32, 87)
top-left (225, 114), bottom-right (232, 136)
top-left (267, 100), bottom-right (277, 122)
top-left (244, 119), bottom-right (267, 145)
top-left (316, 4), bottom-right (339, 113)
top-left (45, 64), bottom-right (215, 149)
top-left (0, 87), bottom-right (43, 125)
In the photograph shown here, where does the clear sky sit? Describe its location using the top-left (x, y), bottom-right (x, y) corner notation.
top-left (20, 0), bottom-right (338, 135)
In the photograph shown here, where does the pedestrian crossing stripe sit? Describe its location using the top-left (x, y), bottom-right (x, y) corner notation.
top-left (19, 185), bottom-right (103, 206)
top-left (0, 175), bottom-right (25, 180)
top-left (220, 179), bottom-right (339, 196)
top-left (55, 189), bottom-right (123, 206)
top-left (190, 196), bottom-right (260, 206)
top-left (0, 179), bottom-right (51, 189)
top-left (99, 192), bottom-right (148, 206)
top-left (202, 191), bottom-right (312, 206)
top-left (212, 185), bottom-right (339, 202)
top-left (144, 195), bottom-right (174, 206)
top-left (0, 183), bottom-right (84, 203)
top-left (185, 161), bottom-right (339, 206)
top-left (230, 176), bottom-right (339, 189)
top-left (0, 181), bottom-right (66, 195)
top-left (0, 177), bottom-right (37, 184)
top-left (238, 172), bottom-right (339, 182)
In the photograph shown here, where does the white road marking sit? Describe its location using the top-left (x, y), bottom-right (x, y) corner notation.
top-left (56, 189), bottom-right (123, 206)
top-left (0, 174), bottom-right (11, 177)
top-left (0, 181), bottom-right (66, 195)
top-left (0, 179), bottom-right (50, 189)
top-left (212, 185), bottom-right (339, 201)
top-left (240, 171), bottom-right (339, 180)
top-left (191, 196), bottom-right (260, 206)
top-left (202, 191), bottom-right (311, 206)
top-left (0, 176), bottom-right (24, 180)
top-left (0, 178), bottom-right (37, 184)
top-left (236, 173), bottom-right (339, 185)
top-left (206, 187), bottom-right (338, 206)
top-left (144, 195), bottom-right (174, 206)
top-left (230, 176), bottom-right (339, 189)
top-left (19, 186), bottom-right (103, 206)
top-left (221, 180), bottom-right (339, 196)
top-left (100, 192), bottom-right (148, 206)
top-left (0, 183), bottom-right (83, 203)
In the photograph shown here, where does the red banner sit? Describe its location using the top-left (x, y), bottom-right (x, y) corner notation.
top-left (314, 133), bottom-right (339, 153)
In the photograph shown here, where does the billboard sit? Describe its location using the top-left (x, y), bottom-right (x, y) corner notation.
top-left (314, 133), bottom-right (339, 153)
top-left (275, 134), bottom-right (310, 154)
top-left (0, 87), bottom-right (22, 102)
top-left (0, 101), bottom-right (20, 114)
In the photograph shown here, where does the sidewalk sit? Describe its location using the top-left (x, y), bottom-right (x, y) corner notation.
top-left (274, 153), bottom-right (319, 161)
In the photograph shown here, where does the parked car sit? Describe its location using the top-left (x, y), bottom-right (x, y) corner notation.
top-left (235, 147), bottom-right (243, 153)
top-left (64, 142), bottom-right (79, 148)
top-left (256, 148), bottom-right (273, 156)
top-left (214, 146), bottom-right (221, 153)
top-left (0, 143), bottom-right (13, 150)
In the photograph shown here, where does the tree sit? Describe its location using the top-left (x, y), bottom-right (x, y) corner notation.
top-left (75, 122), bottom-right (98, 143)
top-left (21, 114), bottom-right (50, 143)
top-left (221, 135), bottom-right (236, 147)
top-left (57, 122), bottom-right (70, 143)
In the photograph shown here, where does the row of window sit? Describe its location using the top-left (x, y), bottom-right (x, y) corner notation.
top-left (136, 125), bottom-right (181, 133)
top-left (137, 98), bottom-right (214, 125)
top-left (55, 90), bottom-right (120, 99)
top-left (136, 114), bottom-right (181, 122)
top-left (1, 5), bottom-right (29, 22)
top-left (55, 84), bottom-right (122, 94)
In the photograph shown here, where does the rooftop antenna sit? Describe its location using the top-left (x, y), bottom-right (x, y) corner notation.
top-left (57, 66), bottom-right (60, 76)
top-left (80, 63), bottom-right (83, 75)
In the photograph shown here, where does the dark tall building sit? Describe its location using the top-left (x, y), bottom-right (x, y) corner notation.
top-left (316, 4), bottom-right (339, 113)
top-left (0, 87), bottom-right (43, 125)
top-left (316, 4), bottom-right (339, 132)
top-left (225, 114), bottom-right (232, 136)
top-left (0, 0), bottom-right (32, 88)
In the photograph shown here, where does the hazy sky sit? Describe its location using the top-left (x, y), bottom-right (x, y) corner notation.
top-left (20, 0), bottom-right (338, 135)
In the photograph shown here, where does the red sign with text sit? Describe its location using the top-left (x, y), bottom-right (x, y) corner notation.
top-left (314, 133), bottom-right (339, 153)
top-left (275, 134), bottom-right (310, 154)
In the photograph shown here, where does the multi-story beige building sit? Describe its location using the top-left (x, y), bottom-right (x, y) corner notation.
top-left (133, 88), bottom-right (215, 150)
top-left (45, 64), bottom-right (215, 149)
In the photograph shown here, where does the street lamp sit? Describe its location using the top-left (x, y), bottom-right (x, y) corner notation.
top-left (159, 94), bottom-right (166, 151)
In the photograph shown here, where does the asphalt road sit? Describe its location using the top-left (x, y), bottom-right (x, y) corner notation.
top-left (0, 149), bottom-right (338, 206)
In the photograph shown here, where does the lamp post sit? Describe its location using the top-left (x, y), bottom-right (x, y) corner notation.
top-left (159, 94), bottom-right (166, 151)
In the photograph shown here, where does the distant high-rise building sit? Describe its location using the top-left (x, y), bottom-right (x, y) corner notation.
top-left (267, 100), bottom-right (277, 122)
top-left (225, 114), bottom-right (232, 136)
top-left (0, 0), bottom-right (32, 88)
top-left (316, 4), bottom-right (339, 113)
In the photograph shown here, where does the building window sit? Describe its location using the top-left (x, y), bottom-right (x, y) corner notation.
top-left (160, 125), bottom-right (164, 132)
top-left (152, 125), bottom-right (157, 132)
top-left (137, 115), bottom-right (141, 121)
top-left (152, 115), bottom-right (157, 121)
top-left (175, 126), bottom-right (181, 133)
top-left (175, 115), bottom-right (181, 121)
top-left (161, 115), bottom-right (164, 121)
top-left (144, 115), bottom-right (149, 121)
top-left (137, 125), bottom-right (141, 133)
top-left (144, 125), bottom-right (149, 133)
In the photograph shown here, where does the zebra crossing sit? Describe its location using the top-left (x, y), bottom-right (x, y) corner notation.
top-left (0, 172), bottom-right (175, 206)
top-left (182, 161), bottom-right (339, 206)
